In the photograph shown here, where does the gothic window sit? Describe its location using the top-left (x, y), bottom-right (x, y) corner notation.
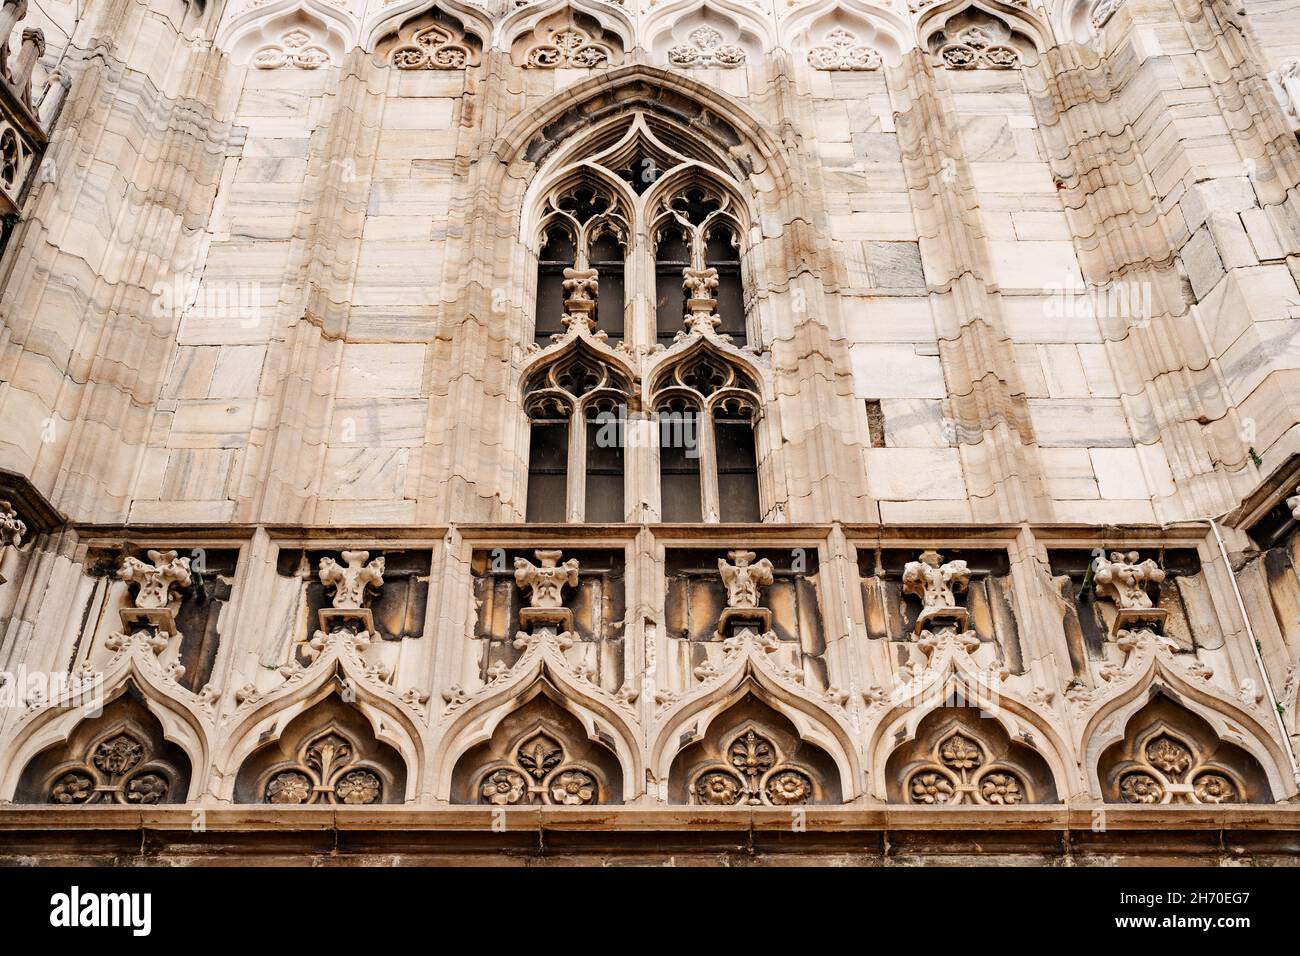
top-left (15, 687), bottom-right (192, 805)
top-left (653, 352), bottom-right (760, 523)
top-left (524, 349), bottom-right (631, 522)
top-left (1097, 694), bottom-right (1271, 805)
top-left (651, 183), bottom-right (746, 345)
top-left (233, 694), bottom-right (407, 804)
top-left (534, 181), bottom-right (628, 343)
top-left (884, 708), bottom-right (1058, 805)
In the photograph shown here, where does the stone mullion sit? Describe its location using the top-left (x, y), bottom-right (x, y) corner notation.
top-left (236, 53), bottom-right (386, 525)
top-left (698, 405), bottom-right (720, 522)
top-left (567, 405), bottom-right (586, 522)
top-left (889, 51), bottom-right (1050, 524)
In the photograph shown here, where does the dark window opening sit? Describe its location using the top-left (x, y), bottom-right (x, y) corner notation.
top-left (590, 231), bottom-right (625, 342)
top-left (655, 226), bottom-right (689, 346)
top-left (660, 409), bottom-right (703, 522)
top-left (526, 419), bottom-right (569, 522)
top-left (585, 413), bottom-right (625, 522)
top-left (865, 399), bottom-right (886, 447)
top-left (536, 226), bottom-right (576, 346)
top-left (706, 225), bottom-right (745, 345)
top-left (715, 416), bottom-right (760, 523)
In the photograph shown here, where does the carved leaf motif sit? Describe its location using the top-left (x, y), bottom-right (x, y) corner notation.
top-left (480, 769), bottom-right (528, 805)
top-left (335, 770), bottom-right (382, 805)
top-left (728, 729), bottom-right (776, 779)
top-left (125, 773), bottom-right (169, 804)
top-left (1192, 773), bottom-right (1238, 804)
top-left (1145, 735), bottom-right (1192, 778)
top-left (51, 772), bottom-right (93, 804)
top-left (550, 770), bottom-right (597, 805)
top-left (765, 770), bottom-right (812, 805)
top-left (939, 733), bottom-right (983, 772)
top-left (517, 733), bottom-right (564, 779)
top-left (910, 771), bottom-right (956, 804)
top-left (979, 772), bottom-right (1023, 805)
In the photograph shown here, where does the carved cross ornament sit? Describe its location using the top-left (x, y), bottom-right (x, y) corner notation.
top-left (118, 550), bottom-right (192, 611)
top-left (514, 549), bottom-right (581, 635)
top-left (902, 550), bottom-right (970, 633)
top-left (514, 550), bottom-right (580, 609)
top-left (718, 550), bottom-right (773, 609)
top-left (1090, 549), bottom-right (1167, 637)
top-left (318, 551), bottom-right (386, 610)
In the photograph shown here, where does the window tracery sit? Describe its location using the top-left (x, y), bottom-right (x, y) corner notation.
top-left (390, 23), bottom-right (474, 69)
top-left (668, 25), bottom-right (747, 68)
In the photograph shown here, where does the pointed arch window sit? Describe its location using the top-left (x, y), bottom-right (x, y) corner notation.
top-left (652, 183), bottom-right (747, 346)
top-left (534, 181), bottom-right (628, 345)
top-left (654, 351), bottom-right (760, 523)
top-left (524, 349), bottom-right (631, 523)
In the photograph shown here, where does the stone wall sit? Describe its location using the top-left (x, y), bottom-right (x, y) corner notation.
top-left (1, 0), bottom-right (1300, 856)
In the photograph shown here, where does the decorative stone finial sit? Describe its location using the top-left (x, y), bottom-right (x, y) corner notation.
top-left (0, 499), bottom-right (23, 549)
top-left (716, 550), bottom-right (775, 638)
top-left (682, 267), bottom-right (721, 335)
top-left (111, 549), bottom-right (192, 649)
top-left (559, 267), bottom-right (600, 336)
top-left (118, 550), bottom-right (192, 611)
top-left (1091, 550), bottom-right (1166, 635)
top-left (902, 550), bottom-right (970, 634)
top-left (315, 550), bottom-right (385, 641)
top-left (514, 549), bottom-right (580, 633)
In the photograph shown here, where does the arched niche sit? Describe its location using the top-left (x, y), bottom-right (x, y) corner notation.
top-left (15, 684), bottom-right (193, 805)
top-left (1097, 692), bottom-right (1272, 805)
top-left (647, 4), bottom-right (766, 69)
top-left (924, 8), bottom-right (1040, 69)
top-left (667, 693), bottom-right (843, 805)
top-left (790, 4), bottom-right (907, 70)
top-left (450, 691), bottom-right (624, 805)
top-left (374, 6), bottom-right (485, 68)
top-left (884, 706), bottom-right (1058, 805)
top-left (232, 693), bottom-right (407, 805)
top-left (509, 8), bottom-right (625, 68)
top-left (224, 6), bottom-right (351, 69)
